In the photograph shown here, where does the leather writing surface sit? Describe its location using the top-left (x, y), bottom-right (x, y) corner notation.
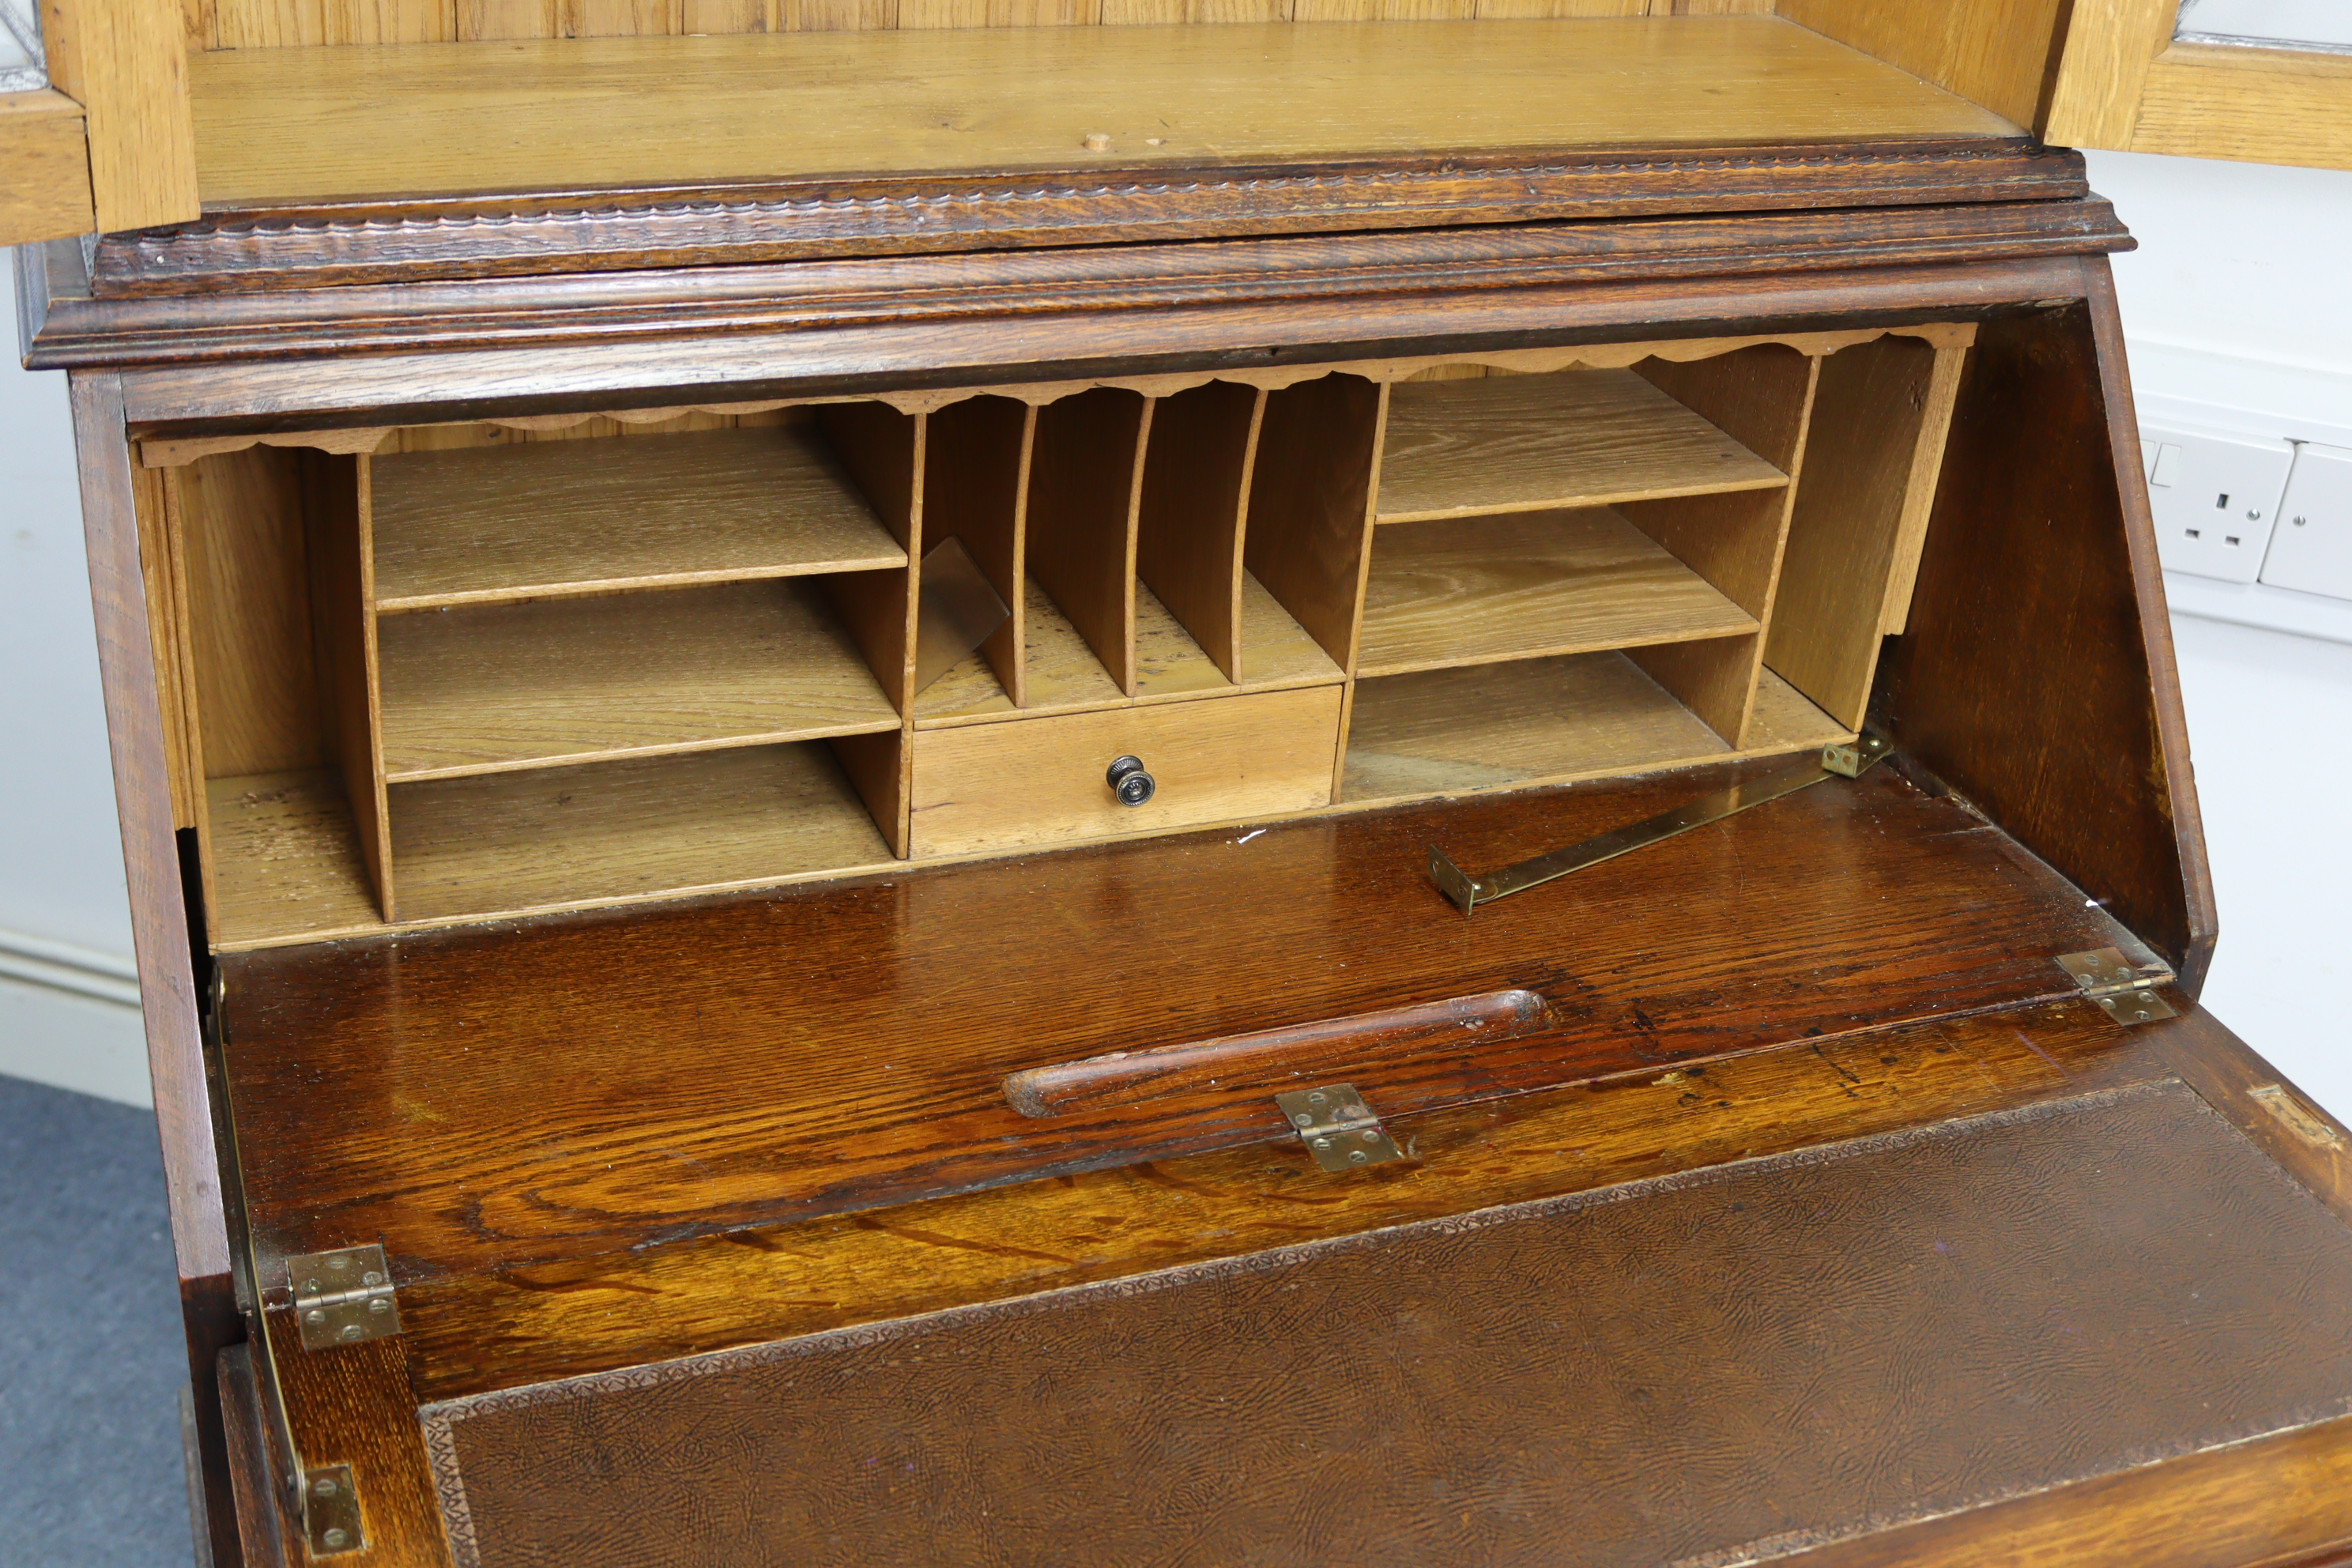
top-left (420, 1080), bottom-right (2352, 1567)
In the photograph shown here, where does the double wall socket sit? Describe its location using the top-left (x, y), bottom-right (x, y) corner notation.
top-left (2262, 443), bottom-right (2352, 601)
top-left (2143, 421), bottom-right (2295, 584)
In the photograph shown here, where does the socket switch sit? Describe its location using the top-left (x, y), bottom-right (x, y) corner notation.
top-left (2142, 422), bottom-right (2294, 584)
top-left (2260, 443), bottom-right (2352, 602)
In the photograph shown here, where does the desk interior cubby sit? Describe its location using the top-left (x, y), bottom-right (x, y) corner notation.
top-left (153, 325), bottom-right (1970, 949)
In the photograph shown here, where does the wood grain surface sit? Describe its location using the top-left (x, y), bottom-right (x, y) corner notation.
top-left (100, 258), bottom-right (2098, 432)
top-left (1002, 986), bottom-right (1547, 1117)
top-left (1025, 388), bottom-right (1147, 695)
top-left (377, 579), bottom-right (901, 780)
top-left (0, 90), bottom-right (96, 247)
top-left (907, 683), bottom-right (1341, 855)
top-left (921, 394), bottom-right (1032, 705)
top-left (72, 372), bottom-right (240, 1568)
top-left (1355, 507), bottom-right (1759, 677)
top-left (37, 0), bottom-right (202, 233)
top-left (1378, 367), bottom-right (1788, 523)
top-left (1342, 651), bottom-right (1834, 802)
top-left (413, 1069), bottom-right (2352, 1568)
top-left (1768, 334), bottom-right (1937, 729)
top-left (386, 741), bottom-right (896, 921)
top-left (1777, 0), bottom-right (2071, 129)
top-left (217, 759), bottom-right (2162, 1281)
top-left (183, 21), bottom-right (2019, 207)
top-left (208, 770), bottom-right (389, 948)
top-left (1876, 291), bottom-right (2210, 989)
top-left (391, 996), bottom-right (2204, 1401)
top-left (1131, 578), bottom-right (1344, 703)
top-left (1244, 374), bottom-right (1384, 673)
top-left (175, 447), bottom-right (326, 778)
top-left (1133, 381), bottom-right (1261, 681)
top-left (51, 194), bottom-right (2112, 346)
top-left (371, 427), bottom-right (906, 610)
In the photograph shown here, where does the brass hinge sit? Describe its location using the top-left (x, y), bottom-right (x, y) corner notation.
top-left (301, 1464), bottom-right (364, 1557)
top-left (2057, 948), bottom-right (2178, 1025)
top-left (288, 1244), bottom-right (402, 1351)
top-left (1276, 1084), bottom-right (1407, 1174)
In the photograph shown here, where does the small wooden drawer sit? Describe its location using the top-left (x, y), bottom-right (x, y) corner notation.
top-left (910, 686), bottom-right (1344, 857)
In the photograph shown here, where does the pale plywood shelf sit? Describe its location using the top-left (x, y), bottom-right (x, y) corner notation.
top-left (1376, 370), bottom-right (1789, 525)
top-left (206, 771), bottom-right (386, 950)
top-left (386, 743), bottom-right (896, 923)
top-left (918, 579), bottom-right (1125, 728)
top-left (1133, 575), bottom-right (1347, 704)
top-left (371, 428), bottom-right (906, 612)
top-left (185, 20), bottom-right (2019, 209)
top-left (917, 574), bottom-right (1344, 727)
top-left (1356, 507), bottom-right (1759, 679)
top-left (378, 579), bottom-right (901, 782)
top-left (1341, 658), bottom-right (1849, 805)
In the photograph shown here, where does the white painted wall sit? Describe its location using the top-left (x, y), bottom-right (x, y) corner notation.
top-left (3, 151), bottom-right (2348, 1116)
top-left (1, 275), bottom-right (151, 1104)
top-left (2086, 150), bottom-right (2352, 1121)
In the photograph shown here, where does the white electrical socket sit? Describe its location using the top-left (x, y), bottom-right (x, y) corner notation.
top-left (2260, 443), bottom-right (2352, 601)
top-left (2141, 421), bottom-right (2295, 583)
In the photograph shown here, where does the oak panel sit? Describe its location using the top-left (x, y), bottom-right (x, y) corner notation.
top-left (378, 579), bottom-right (900, 780)
top-left (371, 427), bottom-right (906, 610)
top-left (387, 741), bottom-right (897, 921)
top-left (398, 996), bottom-right (2139, 1399)
top-left (0, 91), bottom-right (96, 246)
top-left (183, 21), bottom-right (2022, 206)
top-left (1342, 650), bottom-right (1830, 802)
top-left (1356, 507), bottom-right (1758, 677)
top-left (1378, 367), bottom-right (1787, 524)
top-left (208, 771), bottom-right (398, 948)
top-left (907, 683), bottom-right (1341, 855)
top-left (218, 760), bottom-right (2154, 1280)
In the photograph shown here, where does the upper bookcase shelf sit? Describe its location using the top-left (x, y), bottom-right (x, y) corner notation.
top-left (185, 19), bottom-right (2018, 210)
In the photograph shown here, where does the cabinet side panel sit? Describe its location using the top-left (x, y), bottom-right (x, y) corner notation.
top-left (1776, 0), bottom-right (2065, 129)
top-left (1875, 281), bottom-right (2211, 989)
top-left (1767, 335), bottom-right (1935, 731)
top-left (69, 371), bottom-right (241, 1568)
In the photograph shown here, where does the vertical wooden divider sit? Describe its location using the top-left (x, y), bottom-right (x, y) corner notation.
top-left (1623, 345), bottom-right (1822, 744)
top-left (817, 402), bottom-right (926, 858)
top-left (158, 468), bottom-right (218, 923)
top-left (1243, 372), bottom-right (1386, 800)
top-left (923, 395), bottom-right (1034, 707)
top-left (1026, 387), bottom-right (1150, 695)
top-left (1134, 381), bottom-right (1264, 683)
top-left (306, 450), bottom-right (398, 921)
top-left (1879, 342), bottom-right (1974, 636)
top-left (1767, 336), bottom-right (1951, 731)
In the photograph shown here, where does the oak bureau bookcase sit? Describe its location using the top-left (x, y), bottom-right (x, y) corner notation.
top-left (13, 4), bottom-right (2352, 1565)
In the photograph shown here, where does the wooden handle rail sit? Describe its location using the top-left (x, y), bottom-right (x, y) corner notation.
top-left (1002, 989), bottom-right (1549, 1118)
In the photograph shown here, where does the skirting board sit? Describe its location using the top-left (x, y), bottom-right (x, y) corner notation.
top-left (0, 976), bottom-right (153, 1107)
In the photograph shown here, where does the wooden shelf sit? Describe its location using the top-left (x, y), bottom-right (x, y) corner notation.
top-left (206, 771), bottom-right (385, 951)
top-left (372, 428), bottom-right (906, 612)
top-left (1377, 370), bottom-right (1789, 525)
top-left (1356, 508), bottom-right (1758, 678)
top-left (388, 744), bottom-right (897, 923)
top-left (1342, 658), bottom-right (1848, 805)
top-left (186, 21), bottom-right (2016, 209)
top-left (378, 580), bottom-right (899, 782)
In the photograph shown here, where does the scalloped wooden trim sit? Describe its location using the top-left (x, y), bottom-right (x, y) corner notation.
top-left (136, 325), bottom-right (1976, 468)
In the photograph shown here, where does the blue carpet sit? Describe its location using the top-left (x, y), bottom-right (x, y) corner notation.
top-left (0, 1075), bottom-right (196, 1566)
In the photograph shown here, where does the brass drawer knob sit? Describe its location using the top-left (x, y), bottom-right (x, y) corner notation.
top-left (1106, 756), bottom-right (1155, 807)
